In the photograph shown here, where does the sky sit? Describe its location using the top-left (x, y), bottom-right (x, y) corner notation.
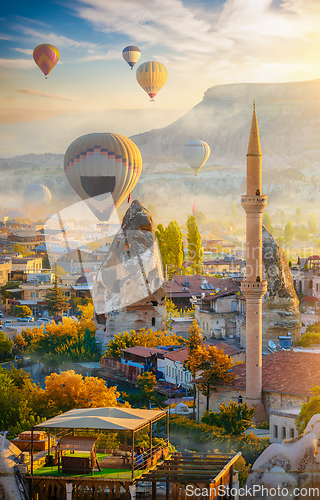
top-left (1, 0), bottom-right (320, 155)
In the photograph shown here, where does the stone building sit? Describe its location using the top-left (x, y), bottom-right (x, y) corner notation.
top-left (93, 200), bottom-right (166, 337)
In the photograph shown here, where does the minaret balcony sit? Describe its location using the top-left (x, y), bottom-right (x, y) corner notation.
top-left (241, 280), bottom-right (267, 299)
top-left (241, 194), bottom-right (267, 214)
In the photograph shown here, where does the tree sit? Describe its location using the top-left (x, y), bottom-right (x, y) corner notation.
top-left (155, 221), bottom-right (184, 277)
top-left (284, 221), bottom-right (294, 246)
top-left (202, 401), bottom-right (255, 436)
top-left (188, 345), bottom-right (234, 413)
top-left (187, 215), bottom-right (203, 273)
top-left (44, 275), bottom-right (70, 316)
top-left (262, 213), bottom-right (274, 235)
top-left (183, 319), bottom-right (203, 417)
top-left (308, 213), bottom-right (317, 234)
top-left (0, 332), bottom-right (14, 361)
top-left (44, 370), bottom-right (121, 415)
top-left (13, 305), bottom-right (32, 318)
top-left (296, 385), bottom-right (320, 434)
top-left (136, 371), bottom-right (157, 403)
top-left (295, 206), bottom-right (302, 225)
top-left (104, 329), bottom-right (184, 358)
top-left (12, 244), bottom-right (29, 257)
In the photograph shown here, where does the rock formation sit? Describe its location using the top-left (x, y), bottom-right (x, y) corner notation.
top-left (240, 226), bottom-right (301, 351)
top-left (246, 414), bottom-right (320, 499)
top-left (93, 200), bottom-right (166, 338)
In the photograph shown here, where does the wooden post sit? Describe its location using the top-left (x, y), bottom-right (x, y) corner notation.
top-left (149, 421), bottom-right (153, 464)
top-left (31, 426), bottom-right (34, 475)
top-left (48, 428), bottom-right (51, 459)
top-left (228, 465), bottom-right (233, 500)
top-left (152, 481), bottom-right (157, 500)
top-left (131, 430), bottom-right (135, 479)
top-left (166, 411), bottom-right (169, 442)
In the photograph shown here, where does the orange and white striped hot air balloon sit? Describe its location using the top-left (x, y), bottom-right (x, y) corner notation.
top-left (33, 44), bottom-right (59, 78)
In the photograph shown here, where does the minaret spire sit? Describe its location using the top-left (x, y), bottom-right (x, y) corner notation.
top-left (240, 102), bottom-right (267, 423)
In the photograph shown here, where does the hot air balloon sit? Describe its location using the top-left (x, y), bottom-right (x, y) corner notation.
top-left (2, 200), bottom-right (24, 219)
top-left (136, 61), bottom-right (168, 100)
top-left (23, 184), bottom-right (51, 219)
top-left (64, 133), bottom-right (142, 221)
top-left (33, 44), bottom-right (59, 78)
top-left (122, 46), bottom-right (141, 69)
top-left (182, 140), bottom-right (211, 175)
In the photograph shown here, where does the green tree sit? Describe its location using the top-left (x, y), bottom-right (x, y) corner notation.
top-left (13, 305), bottom-right (32, 318)
top-left (183, 319), bottom-right (203, 418)
top-left (262, 213), bottom-right (274, 235)
top-left (296, 385), bottom-right (320, 434)
top-left (44, 275), bottom-right (69, 316)
top-left (308, 213), bottom-right (317, 234)
top-left (155, 221), bottom-right (184, 277)
top-left (12, 244), bottom-right (29, 257)
top-left (136, 371), bottom-right (157, 403)
top-left (295, 206), bottom-right (302, 225)
top-left (187, 215), bottom-right (203, 273)
top-left (0, 332), bottom-right (14, 361)
top-left (202, 401), bottom-right (255, 436)
top-left (284, 221), bottom-right (294, 246)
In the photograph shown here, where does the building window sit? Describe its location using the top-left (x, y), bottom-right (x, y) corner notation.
top-left (282, 427), bottom-right (286, 439)
top-left (290, 428), bottom-right (295, 438)
top-left (238, 395), bottom-right (243, 404)
top-left (151, 317), bottom-right (155, 326)
top-left (232, 301), bottom-right (237, 312)
top-left (274, 425), bottom-right (278, 439)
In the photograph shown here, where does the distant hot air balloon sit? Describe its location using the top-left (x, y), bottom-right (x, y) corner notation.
top-left (23, 184), bottom-right (51, 219)
top-left (33, 44), bottom-right (59, 78)
top-left (136, 61), bottom-right (168, 100)
top-left (182, 140), bottom-right (211, 175)
top-left (64, 133), bottom-right (142, 221)
top-left (122, 46), bottom-right (141, 69)
top-left (2, 200), bottom-right (24, 219)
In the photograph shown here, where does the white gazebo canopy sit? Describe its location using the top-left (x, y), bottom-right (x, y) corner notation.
top-left (35, 407), bottom-right (167, 432)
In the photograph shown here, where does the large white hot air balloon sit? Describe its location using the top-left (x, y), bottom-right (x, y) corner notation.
top-left (64, 133), bottom-right (142, 221)
top-left (182, 140), bottom-right (210, 175)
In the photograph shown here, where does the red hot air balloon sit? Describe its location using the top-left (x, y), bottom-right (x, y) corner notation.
top-left (33, 44), bottom-right (60, 78)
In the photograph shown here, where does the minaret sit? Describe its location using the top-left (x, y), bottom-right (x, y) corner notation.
top-left (241, 101), bottom-right (267, 422)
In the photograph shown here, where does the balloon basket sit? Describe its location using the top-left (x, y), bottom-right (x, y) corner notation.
top-left (150, 99), bottom-right (155, 102)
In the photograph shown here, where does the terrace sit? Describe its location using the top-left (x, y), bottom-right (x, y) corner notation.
top-left (27, 407), bottom-right (169, 500)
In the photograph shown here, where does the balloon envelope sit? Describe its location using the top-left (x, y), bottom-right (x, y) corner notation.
top-left (122, 46), bottom-right (141, 69)
top-left (23, 184), bottom-right (51, 218)
top-left (182, 140), bottom-right (211, 175)
top-left (33, 44), bottom-right (59, 77)
top-left (136, 61), bottom-right (168, 99)
top-left (64, 133), bottom-right (142, 221)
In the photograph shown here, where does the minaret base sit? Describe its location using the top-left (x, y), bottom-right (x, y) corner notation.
top-left (248, 401), bottom-right (267, 424)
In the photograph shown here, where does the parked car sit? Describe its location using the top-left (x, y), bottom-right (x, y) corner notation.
top-left (17, 316), bottom-right (35, 322)
top-left (0, 312), bottom-right (3, 318)
top-left (37, 318), bottom-right (50, 323)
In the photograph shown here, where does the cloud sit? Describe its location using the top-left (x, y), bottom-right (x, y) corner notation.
top-left (74, 49), bottom-right (120, 62)
top-left (12, 48), bottom-right (33, 55)
top-left (0, 58), bottom-right (33, 69)
top-left (15, 89), bottom-right (79, 102)
top-left (68, 0), bottom-right (320, 86)
top-left (0, 35), bottom-right (12, 41)
top-left (17, 26), bottom-right (99, 50)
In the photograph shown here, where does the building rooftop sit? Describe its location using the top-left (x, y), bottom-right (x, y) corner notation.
top-left (121, 346), bottom-right (167, 358)
top-left (221, 350), bottom-right (320, 396)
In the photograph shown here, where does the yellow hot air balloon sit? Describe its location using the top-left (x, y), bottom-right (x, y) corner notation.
top-left (136, 61), bottom-right (168, 100)
top-left (64, 133), bottom-right (142, 221)
top-left (182, 140), bottom-right (211, 175)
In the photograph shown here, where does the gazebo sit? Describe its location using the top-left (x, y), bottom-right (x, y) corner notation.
top-left (30, 407), bottom-right (169, 480)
